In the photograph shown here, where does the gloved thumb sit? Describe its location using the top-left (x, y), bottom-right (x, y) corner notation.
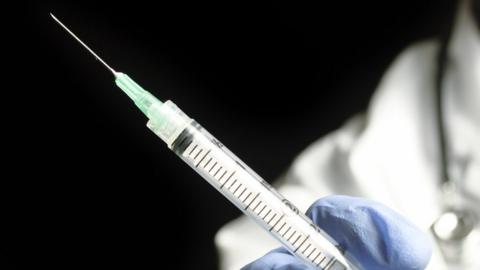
top-left (306, 195), bottom-right (432, 270)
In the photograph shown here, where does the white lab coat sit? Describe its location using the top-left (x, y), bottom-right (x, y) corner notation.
top-left (215, 3), bottom-right (480, 270)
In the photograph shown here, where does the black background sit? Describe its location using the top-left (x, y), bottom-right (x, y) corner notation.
top-left (3, 0), bottom-right (456, 269)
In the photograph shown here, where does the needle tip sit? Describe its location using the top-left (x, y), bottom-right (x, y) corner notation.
top-left (50, 13), bottom-right (116, 74)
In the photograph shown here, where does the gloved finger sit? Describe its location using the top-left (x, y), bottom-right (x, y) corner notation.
top-left (306, 195), bottom-right (432, 270)
top-left (241, 247), bottom-right (312, 270)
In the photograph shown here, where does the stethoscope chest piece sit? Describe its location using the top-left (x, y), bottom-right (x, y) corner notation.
top-left (432, 209), bottom-right (475, 241)
top-left (431, 208), bottom-right (479, 266)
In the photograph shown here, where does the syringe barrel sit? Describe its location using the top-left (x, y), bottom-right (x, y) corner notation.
top-left (146, 101), bottom-right (352, 270)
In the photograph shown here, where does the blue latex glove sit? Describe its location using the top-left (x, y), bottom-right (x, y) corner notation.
top-left (241, 195), bottom-right (432, 270)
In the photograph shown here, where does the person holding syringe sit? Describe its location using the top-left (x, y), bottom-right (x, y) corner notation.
top-left (218, 1), bottom-right (480, 269)
top-left (51, 0), bottom-right (480, 269)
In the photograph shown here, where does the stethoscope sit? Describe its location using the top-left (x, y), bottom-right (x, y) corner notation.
top-left (430, 16), bottom-right (478, 264)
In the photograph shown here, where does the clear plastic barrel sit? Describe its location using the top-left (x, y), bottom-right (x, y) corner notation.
top-left (147, 101), bottom-right (352, 270)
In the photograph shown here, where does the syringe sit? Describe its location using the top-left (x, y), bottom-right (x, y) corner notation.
top-left (51, 14), bottom-right (357, 270)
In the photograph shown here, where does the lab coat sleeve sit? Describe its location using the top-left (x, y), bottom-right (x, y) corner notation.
top-left (214, 115), bottom-right (367, 270)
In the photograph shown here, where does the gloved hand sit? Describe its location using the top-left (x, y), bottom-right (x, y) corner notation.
top-left (241, 195), bottom-right (432, 270)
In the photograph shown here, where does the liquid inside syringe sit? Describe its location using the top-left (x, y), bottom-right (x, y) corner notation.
top-left (149, 102), bottom-right (350, 270)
